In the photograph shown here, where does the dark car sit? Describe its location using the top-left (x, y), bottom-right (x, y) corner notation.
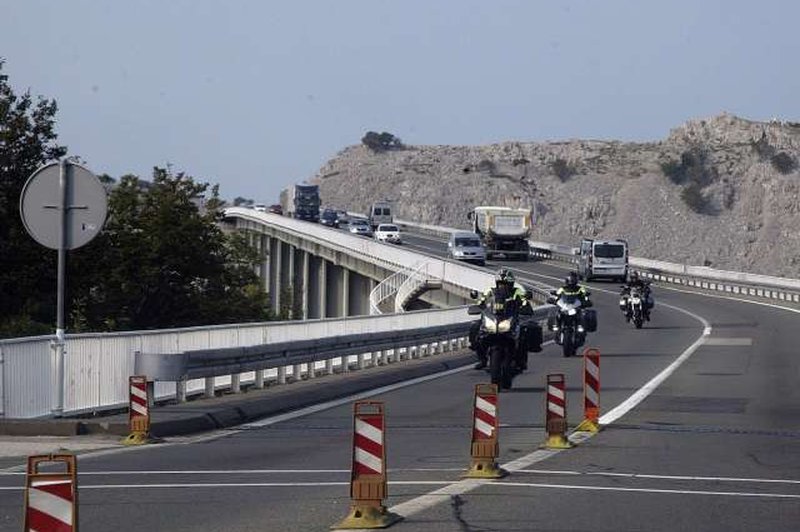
top-left (268, 204), bottom-right (283, 215)
top-left (320, 208), bottom-right (339, 227)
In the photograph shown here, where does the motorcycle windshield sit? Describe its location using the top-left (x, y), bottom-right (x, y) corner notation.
top-left (557, 294), bottom-right (582, 310)
top-left (485, 294), bottom-right (517, 320)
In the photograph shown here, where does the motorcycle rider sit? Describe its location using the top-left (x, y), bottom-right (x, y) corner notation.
top-left (555, 271), bottom-right (592, 306)
top-left (621, 271), bottom-right (653, 321)
top-left (472, 268), bottom-right (529, 370)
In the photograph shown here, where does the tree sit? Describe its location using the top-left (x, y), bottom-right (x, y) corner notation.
top-left (0, 59), bottom-right (67, 337)
top-left (361, 131), bottom-right (403, 152)
top-left (68, 168), bottom-right (272, 331)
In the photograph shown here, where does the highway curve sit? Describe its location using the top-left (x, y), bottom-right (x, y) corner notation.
top-left (0, 231), bottom-right (797, 531)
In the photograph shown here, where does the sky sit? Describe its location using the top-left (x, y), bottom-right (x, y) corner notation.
top-left (2, 1), bottom-right (799, 203)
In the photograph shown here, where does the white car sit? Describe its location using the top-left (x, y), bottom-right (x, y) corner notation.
top-left (374, 223), bottom-right (402, 245)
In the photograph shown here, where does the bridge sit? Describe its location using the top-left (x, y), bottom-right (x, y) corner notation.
top-left (1, 208), bottom-right (798, 531)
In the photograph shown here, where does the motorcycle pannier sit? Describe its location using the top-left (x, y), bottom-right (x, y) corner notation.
top-left (521, 322), bottom-right (543, 352)
top-left (581, 309), bottom-right (598, 332)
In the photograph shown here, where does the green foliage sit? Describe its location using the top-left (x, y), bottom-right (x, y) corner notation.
top-left (0, 60), bottom-right (67, 336)
top-left (550, 157), bottom-right (576, 182)
top-left (680, 183), bottom-right (711, 213)
top-left (233, 196), bottom-right (254, 206)
top-left (771, 151), bottom-right (797, 174)
top-left (67, 169), bottom-right (272, 331)
top-left (361, 131), bottom-right (403, 152)
top-left (750, 132), bottom-right (775, 161)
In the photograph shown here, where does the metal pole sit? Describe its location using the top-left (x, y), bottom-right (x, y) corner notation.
top-left (53, 160), bottom-right (68, 416)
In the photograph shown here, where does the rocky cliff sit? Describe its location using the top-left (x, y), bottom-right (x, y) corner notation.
top-left (314, 114), bottom-right (800, 278)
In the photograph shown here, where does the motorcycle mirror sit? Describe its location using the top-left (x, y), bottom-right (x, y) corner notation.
top-left (469, 289), bottom-right (479, 299)
top-left (549, 289), bottom-right (557, 296)
top-left (467, 304), bottom-right (483, 315)
top-left (546, 296), bottom-right (556, 304)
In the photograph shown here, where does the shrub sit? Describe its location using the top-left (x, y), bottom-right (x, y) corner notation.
top-left (361, 131), bottom-right (403, 152)
top-left (771, 151), bottom-right (797, 174)
top-left (660, 160), bottom-right (686, 184)
top-left (661, 148), bottom-right (716, 187)
top-left (476, 159), bottom-right (497, 173)
top-left (750, 133), bottom-right (775, 161)
top-left (550, 157), bottom-right (576, 182)
top-left (681, 183), bottom-right (710, 213)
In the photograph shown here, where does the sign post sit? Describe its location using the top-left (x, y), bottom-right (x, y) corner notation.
top-left (20, 160), bottom-right (107, 416)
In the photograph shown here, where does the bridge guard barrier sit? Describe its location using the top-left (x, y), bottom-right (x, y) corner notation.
top-left (24, 453), bottom-right (78, 531)
top-left (122, 375), bottom-right (158, 445)
top-left (542, 374), bottom-right (574, 449)
top-left (463, 383), bottom-right (506, 479)
top-left (575, 348), bottom-right (601, 433)
top-left (333, 401), bottom-right (402, 529)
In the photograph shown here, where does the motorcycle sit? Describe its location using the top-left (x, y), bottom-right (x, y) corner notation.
top-left (468, 290), bottom-right (534, 390)
top-left (619, 284), bottom-right (652, 329)
top-left (547, 290), bottom-right (596, 357)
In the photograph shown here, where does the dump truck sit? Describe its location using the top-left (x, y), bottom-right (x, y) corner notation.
top-left (279, 183), bottom-right (320, 222)
top-left (467, 206), bottom-right (531, 260)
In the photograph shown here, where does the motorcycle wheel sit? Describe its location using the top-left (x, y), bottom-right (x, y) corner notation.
top-left (633, 310), bottom-right (643, 329)
top-left (562, 332), bottom-right (574, 357)
top-left (489, 346), bottom-right (513, 390)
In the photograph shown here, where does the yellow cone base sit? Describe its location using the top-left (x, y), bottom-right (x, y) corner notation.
top-left (575, 418), bottom-right (600, 433)
top-left (121, 431), bottom-right (160, 446)
top-left (542, 434), bottom-right (575, 449)
top-left (332, 505), bottom-right (403, 529)
top-left (462, 459), bottom-right (507, 479)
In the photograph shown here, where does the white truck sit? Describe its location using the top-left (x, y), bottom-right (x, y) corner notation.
top-left (467, 206), bottom-right (532, 260)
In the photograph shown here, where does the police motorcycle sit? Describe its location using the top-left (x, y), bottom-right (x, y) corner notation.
top-left (620, 285), bottom-right (646, 329)
top-left (546, 290), bottom-right (597, 357)
top-left (468, 288), bottom-right (538, 390)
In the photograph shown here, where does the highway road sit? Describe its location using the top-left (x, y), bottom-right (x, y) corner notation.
top-left (1, 229), bottom-right (798, 531)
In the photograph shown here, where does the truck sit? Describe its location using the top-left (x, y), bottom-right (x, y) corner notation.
top-left (368, 200), bottom-right (393, 229)
top-left (467, 206), bottom-right (532, 260)
top-left (280, 183), bottom-right (320, 222)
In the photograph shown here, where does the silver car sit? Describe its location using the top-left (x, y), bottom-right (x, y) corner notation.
top-left (447, 231), bottom-right (486, 266)
top-left (349, 218), bottom-right (373, 237)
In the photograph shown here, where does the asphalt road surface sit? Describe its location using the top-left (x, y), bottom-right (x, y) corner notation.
top-left (1, 230), bottom-right (797, 531)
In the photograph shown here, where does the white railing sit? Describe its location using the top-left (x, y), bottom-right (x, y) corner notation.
top-left (394, 261), bottom-right (444, 313)
top-left (369, 265), bottom-right (415, 315)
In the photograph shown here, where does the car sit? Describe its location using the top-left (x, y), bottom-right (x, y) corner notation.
top-left (374, 223), bottom-right (402, 245)
top-left (253, 203), bottom-right (267, 212)
top-left (447, 231), bottom-right (486, 266)
top-left (268, 204), bottom-right (283, 215)
top-left (348, 218), bottom-right (373, 237)
top-left (320, 208), bottom-right (339, 227)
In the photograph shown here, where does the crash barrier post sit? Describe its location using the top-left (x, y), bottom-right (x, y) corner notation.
top-left (122, 375), bottom-right (154, 445)
top-left (333, 401), bottom-right (402, 529)
top-left (576, 348), bottom-right (601, 433)
top-left (463, 383), bottom-right (506, 479)
top-left (24, 454), bottom-right (78, 531)
top-left (543, 374), bottom-right (574, 449)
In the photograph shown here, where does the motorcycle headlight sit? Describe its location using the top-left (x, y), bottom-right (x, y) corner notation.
top-left (619, 299), bottom-right (626, 306)
top-left (567, 308), bottom-right (577, 316)
top-left (497, 319), bottom-right (512, 333)
top-left (482, 315), bottom-right (497, 333)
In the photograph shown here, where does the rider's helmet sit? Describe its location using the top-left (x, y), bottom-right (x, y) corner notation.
top-left (565, 271), bottom-right (579, 288)
top-left (496, 268), bottom-right (515, 286)
top-left (629, 271), bottom-right (640, 283)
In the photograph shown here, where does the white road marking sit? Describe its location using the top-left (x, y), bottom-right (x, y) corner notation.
top-left (514, 469), bottom-right (800, 485)
top-left (490, 481), bottom-right (800, 499)
top-left (0, 481), bottom-right (450, 491)
top-left (704, 337), bottom-right (753, 346)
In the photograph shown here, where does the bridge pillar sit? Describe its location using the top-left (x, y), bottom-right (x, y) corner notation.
top-left (260, 234), bottom-right (270, 294)
top-left (341, 267), bottom-right (350, 317)
top-left (320, 259), bottom-right (331, 318)
top-left (270, 238), bottom-right (282, 315)
top-left (286, 243), bottom-right (295, 318)
top-left (301, 250), bottom-right (310, 319)
top-left (308, 255), bottom-right (321, 319)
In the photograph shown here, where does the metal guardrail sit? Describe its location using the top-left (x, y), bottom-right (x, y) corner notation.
top-left (398, 220), bottom-right (800, 305)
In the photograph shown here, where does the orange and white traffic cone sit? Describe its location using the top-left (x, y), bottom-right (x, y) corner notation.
top-left (333, 401), bottom-right (402, 529)
top-left (542, 374), bottom-right (574, 449)
top-left (24, 454), bottom-right (78, 531)
top-left (576, 348), bottom-right (601, 433)
top-left (463, 383), bottom-right (506, 478)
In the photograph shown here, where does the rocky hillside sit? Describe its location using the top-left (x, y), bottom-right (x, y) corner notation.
top-left (313, 114), bottom-right (800, 278)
